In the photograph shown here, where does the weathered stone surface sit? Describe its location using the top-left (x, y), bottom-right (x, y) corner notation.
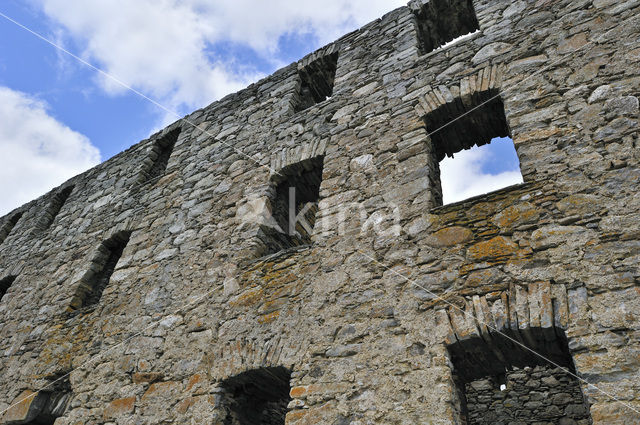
top-left (465, 366), bottom-right (591, 425)
top-left (1, 1), bottom-right (640, 424)
top-left (467, 236), bottom-right (520, 260)
top-left (427, 226), bottom-right (473, 247)
top-left (1, 391), bottom-right (42, 423)
top-left (472, 42), bottom-right (512, 65)
top-left (103, 396), bottom-right (136, 419)
top-left (530, 226), bottom-right (591, 250)
top-left (492, 202), bottom-right (540, 230)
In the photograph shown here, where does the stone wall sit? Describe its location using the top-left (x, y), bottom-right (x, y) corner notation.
top-left (465, 366), bottom-right (591, 425)
top-left (0, 0), bottom-right (639, 424)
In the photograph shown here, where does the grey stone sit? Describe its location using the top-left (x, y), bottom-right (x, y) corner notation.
top-left (0, 1), bottom-right (638, 424)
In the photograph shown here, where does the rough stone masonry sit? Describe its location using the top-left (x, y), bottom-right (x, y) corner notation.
top-left (0, 0), bottom-right (639, 423)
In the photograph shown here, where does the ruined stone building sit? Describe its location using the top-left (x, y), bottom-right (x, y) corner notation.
top-left (0, 0), bottom-right (639, 423)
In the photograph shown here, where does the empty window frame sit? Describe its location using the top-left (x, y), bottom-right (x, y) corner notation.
top-left (220, 367), bottom-right (291, 425)
top-left (69, 231), bottom-right (132, 310)
top-left (0, 275), bottom-right (16, 301)
top-left (447, 327), bottom-right (592, 424)
top-left (0, 211), bottom-right (23, 245)
top-left (423, 89), bottom-right (523, 206)
top-left (413, 0), bottom-right (480, 54)
top-left (294, 53), bottom-right (339, 112)
top-left (20, 377), bottom-right (71, 424)
top-left (38, 185), bottom-right (74, 231)
top-left (138, 128), bottom-right (181, 184)
top-left (260, 156), bottom-right (324, 256)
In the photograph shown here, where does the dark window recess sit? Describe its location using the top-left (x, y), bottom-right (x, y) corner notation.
top-left (448, 327), bottom-right (592, 425)
top-left (39, 185), bottom-right (74, 231)
top-left (139, 128), bottom-right (180, 184)
top-left (69, 231), bottom-right (132, 310)
top-left (294, 53), bottom-right (339, 112)
top-left (22, 376), bottom-right (71, 424)
top-left (424, 90), bottom-right (522, 206)
top-left (0, 211), bottom-right (23, 245)
top-left (0, 275), bottom-right (16, 301)
top-left (220, 367), bottom-right (291, 425)
top-left (414, 0), bottom-right (480, 54)
top-left (259, 156), bottom-right (324, 256)
top-left (426, 90), bottom-right (510, 161)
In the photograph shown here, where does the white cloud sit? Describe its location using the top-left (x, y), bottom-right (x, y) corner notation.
top-left (0, 87), bottom-right (101, 216)
top-left (440, 144), bottom-right (524, 205)
top-left (35, 0), bottom-right (407, 113)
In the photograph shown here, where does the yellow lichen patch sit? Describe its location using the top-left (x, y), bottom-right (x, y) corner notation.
top-left (492, 203), bottom-right (540, 229)
top-left (265, 283), bottom-right (296, 301)
top-left (259, 298), bottom-right (288, 315)
top-left (103, 396), bottom-right (136, 419)
top-left (229, 287), bottom-right (264, 307)
top-left (239, 263), bottom-right (295, 289)
top-left (258, 311), bottom-right (280, 324)
top-left (438, 210), bottom-right (459, 225)
top-left (428, 226), bottom-right (474, 247)
top-left (290, 385), bottom-right (307, 398)
top-left (186, 374), bottom-right (203, 392)
top-left (467, 236), bottom-right (520, 261)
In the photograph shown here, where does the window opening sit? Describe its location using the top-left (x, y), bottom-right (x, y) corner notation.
top-left (220, 367), bottom-right (291, 425)
top-left (423, 90), bottom-right (523, 206)
top-left (69, 231), bottom-right (132, 310)
top-left (0, 211), bottom-right (23, 245)
top-left (414, 0), bottom-right (480, 54)
top-left (39, 185), bottom-right (74, 231)
top-left (0, 275), bottom-right (16, 301)
top-left (7, 376), bottom-right (70, 425)
top-left (448, 327), bottom-right (592, 424)
top-left (260, 156), bottom-right (324, 256)
top-left (295, 53), bottom-right (339, 112)
top-left (140, 128), bottom-right (180, 184)
top-left (439, 137), bottom-right (524, 205)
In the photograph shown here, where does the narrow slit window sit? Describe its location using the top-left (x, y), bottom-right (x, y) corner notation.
top-left (0, 211), bottom-right (23, 245)
top-left (260, 156), bottom-right (324, 256)
top-left (0, 275), bottom-right (16, 301)
top-left (69, 231), bottom-right (132, 310)
top-left (424, 90), bottom-right (523, 206)
top-left (220, 367), bottom-right (291, 425)
top-left (140, 128), bottom-right (180, 184)
top-left (414, 0), bottom-right (480, 54)
top-left (295, 53), bottom-right (339, 112)
top-left (447, 327), bottom-right (592, 424)
top-left (39, 185), bottom-right (74, 231)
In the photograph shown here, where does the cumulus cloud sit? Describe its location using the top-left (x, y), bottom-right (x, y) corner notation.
top-left (440, 144), bottom-right (524, 205)
top-left (0, 87), bottom-right (101, 216)
top-left (35, 0), bottom-right (406, 113)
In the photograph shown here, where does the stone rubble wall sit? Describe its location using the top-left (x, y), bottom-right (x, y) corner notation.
top-left (465, 366), bottom-right (591, 425)
top-left (0, 0), bottom-right (639, 424)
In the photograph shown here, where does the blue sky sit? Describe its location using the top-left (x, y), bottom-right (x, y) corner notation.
top-left (0, 0), bottom-right (521, 214)
top-left (0, 2), bottom-right (155, 159)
